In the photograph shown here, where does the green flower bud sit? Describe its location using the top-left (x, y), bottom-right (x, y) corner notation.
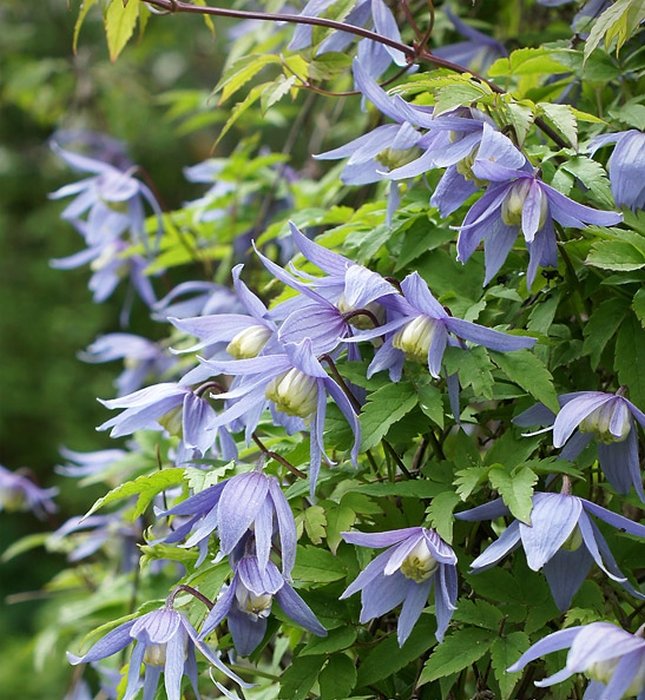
top-left (226, 325), bottom-right (272, 359)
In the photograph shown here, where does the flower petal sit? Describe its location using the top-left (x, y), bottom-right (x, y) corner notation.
top-left (217, 472), bottom-right (270, 555)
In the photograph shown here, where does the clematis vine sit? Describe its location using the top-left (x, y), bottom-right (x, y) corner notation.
top-left (455, 491), bottom-right (645, 610)
top-left (514, 390), bottom-right (645, 502)
top-left (508, 622), bottom-right (645, 699)
top-left (340, 527), bottom-right (458, 645)
top-left (0, 465), bottom-right (58, 518)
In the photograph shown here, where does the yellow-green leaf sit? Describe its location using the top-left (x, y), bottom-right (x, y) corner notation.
top-left (104, 0), bottom-right (140, 62)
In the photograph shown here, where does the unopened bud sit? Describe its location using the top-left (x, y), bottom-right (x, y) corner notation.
top-left (226, 325), bottom-right (272, 359)
top-left (400, 540), bottom-right (439, 583)
top-left (392, 315), bottom-right (438, 363)
top-left (266, 368), bottom-right (318, 418)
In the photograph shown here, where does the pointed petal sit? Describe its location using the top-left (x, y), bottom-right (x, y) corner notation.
top-left (254, 497), bottom-right (274, 573)
top-left (227, 608), bottom-right (267, 657)
top-left (506, 627), bottom-right (583, 672)
top-left (217, 472), bottom-right (270, 554)
top-left (67, 619), bottom-right (136, 664)
top-left (200, 581), bottom-right (237, 638)
top-left (543, 546), bottom-right (593, 611)
top-left (164, 627), bottom-right (188, 700)
top-left (342, 527), bottom-right (422, 548)
top-left (360, 571), bottom-right (409, 621)
top-left (446, 318), bottom-right (536, 351)
top-left (397, 579), bottom-right (432, 646)
top-left (123, 641), bottom-right (145, 700)
top-left (580, 498), bottom-right (645, 538)
top-left (275, 584), bottom-right (327, 636)
top-left (598, 431), bottom-right (645, 501)
top-left (340, 548), bottom-right (397, 599)
top-left (454, 498), bottom-right (508, 521)
top-left (471, 521), bottom-right (521, 570)
top-left (553, 393), bottom-right (612, 448)
top-left (268, 478), bottom-right (297, 576)
top-left (578, 512), bottom-right (627, 582)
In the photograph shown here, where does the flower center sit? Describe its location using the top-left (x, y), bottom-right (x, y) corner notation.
top-left (501, 179), bottom-right (548, 229)
top-left (235, 584), bottom-right (273, 620)
top-left (226, 325), bottom-right (272, 359)
top-left (337, 296), bottom-right (382, 330)
top-left (579, 403), bottom-right (631, 444)
top-left (375, 146), bottom-right (421, 171)
top-left (0, 487), bottom-right (26, 512)
top-left (143, 642), bottom-right (168, 666)
top-left (265, 368), bottom-right (318, 418)
top-left (399, 540), bottom-right (438, 583)
top-left (392, 316), bottom-right (438, 363)
top-left (587, 656), bottom-right (645, 697)
top-left (561, 525), bottom-right (583, 552)
top-left (157, 405), bottom-right (183, 437)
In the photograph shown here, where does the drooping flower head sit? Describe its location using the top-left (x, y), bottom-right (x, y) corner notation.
top-left (508, 622), bottom-right (645, 699)
top-left (457, 124), bottom-right (623, 286)
top-left (456, 491), bottom-right (645, 610)
top-left (514, 390), bottom-right (645, 502)
top-left (67, 603), bottom-right (248, 700)
top-left (0, 465), bottom-right (58, 518)
top-left (159, 470), bottom-right (297, 573)
top-left (200, 554), bottom-right (327, 656)
top-left (340, 527), bottom-right (458, 645)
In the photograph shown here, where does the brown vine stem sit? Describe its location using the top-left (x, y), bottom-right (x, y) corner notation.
top-left (141, 0), bottom-right (569, 149)
top-left (251, 431), bottom-right (307, 479)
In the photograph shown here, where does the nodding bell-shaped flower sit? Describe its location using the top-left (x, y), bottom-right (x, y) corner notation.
top-left (0, 465), bottom-right (58, 519)
top-left (392, 315), bottom-right (442, 364)
top-left (200, 555), bottom-right (327, 657)
top-left (340, 527), bottom-right (458, 646)
top-left (67, 603), bottom-right (249, 700)
top-left (507, 622), bottom-right (645, 699)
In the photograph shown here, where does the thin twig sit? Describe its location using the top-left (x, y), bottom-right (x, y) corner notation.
top-left (251, 432), bottom-right (307, 479)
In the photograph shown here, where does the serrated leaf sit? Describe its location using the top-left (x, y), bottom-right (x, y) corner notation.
top-left (292, 545), bottom-right (346, 584)
top-left (417, 382), bottom-right (444, 429)
top-left (318, 654), bottom-right (357, 699)
top-left (488, 47), bottom-right (571, 77)
top-left (454, 466), bottom-right (490, 501)
top-left (104, 0), bottom-right (140, 62)
top-left (490, 350), bottom-right (559, 412)
top-left (434, 81), bottom-right (490, 115)
top-left (279, 655), bottom-right (326, 700)
top-left (301, 627), bottom-right (357, 656)
top-left (425, 490), bottom-right (460, 543)
top-left (360, 382), bottom-right (418, 451)
top-left (86, 468), bottom-right (185, 518)
top-left (215, 54), bottom-right (279, 103)
top-left (561, 156), bottom-right (613, 208)
top-left (586, 238), bottom-right (645, 271)
top-left (418, 627), bottom-right (494, 685)
top-left (614, 313), bottom-right (645, 408)
top-left (303, 505), bottom-right (327, 545)
top-left (538, 103), bottom-right (577, 148)
top-left (488, 466), bottom-right (537, 524)
top-left (583, 0), bottom-right (634, 63)
top-left (583, 298), bottom-right (628, 369)
top-left (261, 74), bottom-right (297, 112)
top-left (325, 502), bottom-right (355, 554)
top-left (491, 632), bottom-right (531, 699)
top-left (452, 599), bottom-right (504, 630)
top-left (215, 83), bottom-right (269, 145)
top-left (444, 346), bottom-right (494, 400)
top-left (633, 288), bottom-right (645, 329)
top-left (73, 0), bottom-right (98, 53)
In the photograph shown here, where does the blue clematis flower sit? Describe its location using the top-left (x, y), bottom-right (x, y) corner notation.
top-left (340, 527), bottom-right (458, 645)
top-left (514, 390), bottom-right (645, 502)
top-left (456, 492), bottom-right (645, 610)
top-left (160, 470), bottom-right (297, 574)
top-left (55, 446), bottom-right (128, 479)
top-left (589, 130), bottom-right (645, 211)
top-left (508, 621), bottom-right (645, 699)
top-left (200, 554), bottom-right (327, 656)
top-left (67, 603), bottom-right (248, 700)
top-left (457, 124), bottom-right (623, 286)
top-left (152, 281), bottom-right (242, 322)
top-left (202, 337), bottom-right (360, 497)
top-left (0, 465), bottom-right (58, 518)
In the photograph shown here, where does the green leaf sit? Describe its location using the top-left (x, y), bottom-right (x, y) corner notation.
top-left (417, 382), bottom-right (444, 429)
top-left (418, 627), bottom-right (495, 685)
top-left (346, 480), bottom-right (445, 499)
top-left (318, 654), bottom-right (357, 699)
top-left (303, 505), bottom-right (327, 545)
top-left (488, 466), bottom-right (537, 524)
top-left (261, 74), bottom-right (297, 112)
top-left (491, 632), bottom-right (531, 699)
top-left (86, 468), bottom-right (185, 519)
top-left (425, 490), bottom-right (460, 543)
top-left (325, 502), bottom-right (355, 554)
top-left (538, 103), bottom-right (577, 148)
top-left (583, 298), bottom-right (628, 369)
top-left (104, 0), bottom-right (140, 62)
top-left (444, 346), bottom-right (494, 401)
top-left (357, 619), bottom-right (436, 686)
top-left (633, 288), bottom-right (645, 329)
top-left (300, 627), bottom-right (357, 657)
top-left (454, 466), bottom-right (490, 502)
top-left (215, 82), bottom-right (269, 145)
top-left (1, 532), bottom-right (48, 562)
top-left (583, 0), bottom-right (637, 62)
top-left (488, 47), bottom-right (571, 77)
top-left (433, 81), bottom-right (491, 115)
top-left (452, 599), bottom-right (504, 631)
top-left (214, 54), bottom-right (279, 103)
top-left (360, 382), bottom-right (418, 451)
top-left (292, 545), bottom-right (347, 584)
top-left (586, 238), bottom-right (645, 271)
top-left (560, 156), bottom-right (613, 208)
top-left (73, 0), bottom-right (98, 53)
top-left (490, 350), bottom-right (559, 412)
top-left (615, 313), bottom-right (645, 408)
top-left (279, 655), bottom-right (326, 700)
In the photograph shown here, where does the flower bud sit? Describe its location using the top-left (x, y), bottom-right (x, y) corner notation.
top-left (392, 315), bottom-right (438, 363)
top-left (266, 368), bottom-right (318, 418)
top-left (400, 539), bottom-right (439, 583)
top-left (579, 401), bottom-right (631, 444)
top-left (226, 325), bottom-right (272, 359)
top-left (501, 179), bottom-right (548, 229)
top-left (235, 583), bottom-right (273, 620)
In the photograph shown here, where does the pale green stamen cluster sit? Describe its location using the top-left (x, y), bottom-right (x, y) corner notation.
top-left (266, 368), bottom-right (318, 418)
top-left (399, 540), bottom-right (439, 583)
top-left (392, 315), bottom-right (438, 363)
top-left (226, 325), bottom-right (272, 359)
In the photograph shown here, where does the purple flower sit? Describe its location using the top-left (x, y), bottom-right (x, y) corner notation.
top-left (55, 446), bottom-right (128, 478)
top-left (340, 527), bottom-right (458, 645)
top-left (203, 338), bottom-right (360, 496)
top-left (67, 604), bottom-right (248, 700)
top-left (152, 281), bottom-right (242, 322)
top-left (170, 264), bottom-right (278, 359)
top-left (457, 124), bottom-right (623, 286)
top-left (508, 622), bottom-right (645, 699)
top-left (515, 391), bottom-right (645, 502)
top-left (589, 130), bottom-right (645, 211)
top-left (0, 465), bottom-right (57, 518)
top-left (345, 270), bottom-right (535, 382)
top-left (97, 382), bottom-right (228, 458)
top-left (456, 492), bottom-right (645, 610)
top-left (160, 470), bottom-right (297, 573)
top-left (81, 333), bottom-right (176, 396)
top-left (200, 554), bottom-right (327, 655)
